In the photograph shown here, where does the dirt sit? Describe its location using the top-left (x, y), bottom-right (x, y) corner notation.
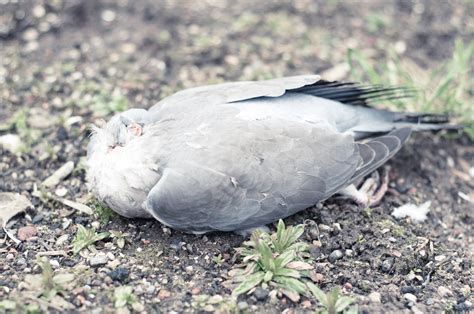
top-left (0, 0), bottom-right (473, 313)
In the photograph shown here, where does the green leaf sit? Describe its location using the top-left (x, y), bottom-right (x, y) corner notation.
top-left (232, 272), bottom-right (265, 296)
top-left (307, 282), bottom-right (328, 307)
top-left (273, 268), bottom-right (301, 278)
top-left (275, 249), bottom-right (295, 268)
top-left (263, 270), bottom-right (273, 282)
top-left (0, 300), bottom-right (16, 310)
top-left (272, 276), bottom-right (306, 294)
top-left (334, 296), bottom-right (356, 313)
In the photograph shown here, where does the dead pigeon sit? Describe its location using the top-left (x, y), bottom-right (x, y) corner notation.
top-left (86, 75), bottom-right (453, 234)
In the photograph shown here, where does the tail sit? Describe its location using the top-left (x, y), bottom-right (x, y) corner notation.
top-left (391, 111), bottom-right (461, 131)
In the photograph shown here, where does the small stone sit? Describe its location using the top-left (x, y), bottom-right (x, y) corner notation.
top-left (146, 286), bottom-right (156, 295)
top-left (89, 254), bottom-right (108, 266)
top-left (437, 286), bottom-right (453, 297)
top-left (328, 250), bottom-right (343, 262)
top-left (238, 301), bottom-right (248, 310)
top-left (254, 287), bottom-right (269, 301)
top-left (108, 267), bottom-right (129, 282)
top-left (17, 257), bottom-right (27, 266)
top-left (368, 292), bottom-right (381, 303)
top-left (191, 287), bottom-right (201, 295)
top-left (309, 245), bottom-right (321, 258)
top-left (55, 187), bottom-right (68, 197)
top-left (381, 258), bottom-right (394, 272)
top-left (101, 10), bottom-right (116, 22)
top-left (401, 286), bottom-right (417, 294)
top-left (0, 134), bottom-right (24, 154)
top-left (404, 293), bottom-right (417, 303)
top-left (32, 214), bottom-right (43, 224)
top-left (50, 259), bottom-right (60, 269)
top-left (158, 289), bottom-right (171, 300)
top-left (17, 225), bottom-right (38, 241)
top-left (22, 28), bottom-right (39, 41)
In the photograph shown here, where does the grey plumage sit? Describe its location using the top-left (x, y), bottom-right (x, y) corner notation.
top-left (86, 75), bottom-right (453, 233)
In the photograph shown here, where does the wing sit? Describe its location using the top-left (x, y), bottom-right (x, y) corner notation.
top-left (143, 105), bottom-right (362, 233)
top-left (149, 75), bottom-right (321, 113)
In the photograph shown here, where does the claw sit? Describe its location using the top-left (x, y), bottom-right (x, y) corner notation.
top-left (338, 167), bottom-right (390, 207)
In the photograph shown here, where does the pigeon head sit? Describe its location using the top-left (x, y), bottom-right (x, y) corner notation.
top-left (88, 108), bottom-right (150, 157)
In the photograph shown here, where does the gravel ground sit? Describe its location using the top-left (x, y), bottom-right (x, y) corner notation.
top-left (0, 0), bottom-right (473, 313)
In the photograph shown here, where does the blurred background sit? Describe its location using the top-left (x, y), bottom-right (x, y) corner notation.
top-left (1, 0), bottom-right (473, 125)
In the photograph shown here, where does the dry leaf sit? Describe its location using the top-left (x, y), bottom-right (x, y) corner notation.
top-left (0, 193), bottom-right (33, 244)
top-left (286, 261), bottom-right (314, 270)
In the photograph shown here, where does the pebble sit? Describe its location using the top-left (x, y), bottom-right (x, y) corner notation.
top-left (0, 134), bottom-right (24, 154)
top-left (16, 257), bottom-right (27, 266)
top-left (108, 267), bottom-right (129, 282)
top-left (89, 254), bottom-right (108, 266)
top-left (309, 245), bottom-right (321, 258)
top-left (404, 293), bottom-right (417, 303)
top-left (32, 214), bottom-right (44, 224)
top-left (437, 286), bottom-right (453, 297)
top-left (17, 225), bottom-right (38, 241)
top-left (22, 28), bottom-right (39, 41)
top-left (55, 187), bottom-right (68, 197)
top-left (146, 286), bottom-right (156, 295)
top-left (254, 287), bottom-right (269, 301)
top-left (238, 301), bottom-right (249, 310)
top-left (381, 258), bottom-right (394, 272)
top-left (158, 289), bottom-right (171, 299)
top-left (328, 250), bottom-right (343, 262)
top-left (368, 292), bottom-right (381, 303)
top-left (50, 259), bottom-right (60, 268)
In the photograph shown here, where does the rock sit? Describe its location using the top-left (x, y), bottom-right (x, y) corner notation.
top-left (309, 245), bottom-right (321, 258)
top-left (158, 289), bottom-right (171, 300)
top-left (381, 258), bottom-right (394, 272)
top-left (368, 292), bottom-right (381, 303)
top-left (42, 161), bottom-right (75, 188)
top-left (108, 267), bottom-right (129, 282)
top-left (0, 134), bottom-right (24, 154)
top-left (237, 301), bottom-right (248, 310)
top-left (89, 254), bottom-right (108, 266)
top-left (22, 28), bottom-right (39, 41)
top-left (401, 286), bottom-right (417, 294)
top-left (254, 287), bottom-right (269, 301)
top-left (50, 259), bottom-right (60, 269)
top-left (328, 250), bottom-right (343, 262)
top-left (17, 225), bottom-right (38, 240)
top-left (437, 286), bottom-right (453, 298)
top-left (404, 293), bottom-right (417, 303)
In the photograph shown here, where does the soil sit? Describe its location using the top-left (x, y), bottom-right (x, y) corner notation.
top-left (0, 0), bottom-right (472, 313)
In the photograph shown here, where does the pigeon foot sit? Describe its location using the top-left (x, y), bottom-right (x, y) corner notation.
top-left (339, 167), bottom-right (389, 207)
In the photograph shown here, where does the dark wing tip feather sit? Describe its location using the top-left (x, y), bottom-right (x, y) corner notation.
top-left (290, 79), bottom-right (414, 107)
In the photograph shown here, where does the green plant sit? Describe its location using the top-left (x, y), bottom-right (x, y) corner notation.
top-left (307, 284), bottom-right (357, 314)
top-left (71, 224), bottom-right (109, 255)
top-left (230, 220), bottom-right (313, 302)
top-left (91, 91), bottom-right (128, 117)
top-left (213, 254), bottom-right (224, 267)
top-left (90, 199), bottom-right (116, 223)
top-left (191, 294), bottom-right (237, 312)
top-left (23, 257), bottom-right (75, 301)
top-left (347, 39), bottom-right (474, 138)
top-left (114, 286), bottom-right (144, 311)
top-left (109, 230), bottom-right (130, 249)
